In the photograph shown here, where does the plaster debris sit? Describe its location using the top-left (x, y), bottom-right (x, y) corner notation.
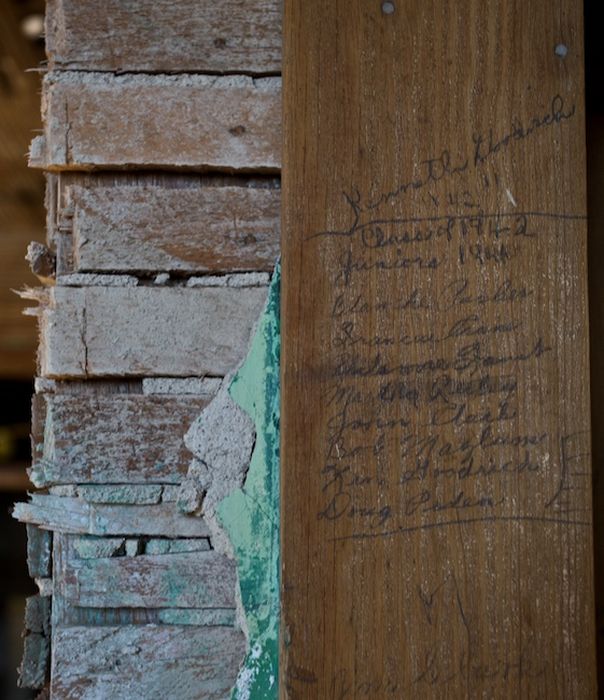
top-left (227, 271), bottom-right (270, 287)
top-left (26, 241), bottom-right (56, 284)
top-left (142, 377), bottom-right (222, 396)
top-left (49, 485), bottom-right (79, 497)
top-left (57, 273), bottom-right (139, 287)
top-left (177, 473), bottom-right (205, 516)
top-left (186, 272), bottom-right (270, 288)
top-left (35, 578), bottom-right (53, 597)
top-left (76, 484), bottom-right (164, 505)
top-left (154, 272), bottom-right (170, 285)
top-left (178, 381), bottom-right (256, 537)
top-left (73, 536), bottom-right (125, 559)
top-left (125, 539), bottom-right (140, 557)
top-left (157, 608), bottom-right (236, 627)
top-left (161, 485), bottom-right (181, 502)
top-left (186, 275), bottom-right (230, 288)
top-left (217, 265), bottom-right (280, 698)
top-left (34, 377), bottom-right (56, 393)
top-left (145, 538), bottom-right (211, 555)
top-left (178, 265), bottom-right (280, 699)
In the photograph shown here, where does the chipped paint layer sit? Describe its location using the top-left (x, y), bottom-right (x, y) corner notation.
top-left (218, 264), bottom-right (280, 699)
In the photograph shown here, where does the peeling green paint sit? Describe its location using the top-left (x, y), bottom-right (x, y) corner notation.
top-left (217, 265), bottom-right (280, 700)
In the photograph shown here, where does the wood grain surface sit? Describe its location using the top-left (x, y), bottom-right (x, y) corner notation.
top-left (59, 549), bottom-right (237, 610)
top-left (45, 0), bottom-right (281, 74)
top-left (45, 172), bottom-right (280, 276)
top-left (15, 495), bottom-right (211, 537)
top-left (36, 285), bottom-right (268, 378)
top-left (51, 625), bottom-right (245, 700)
top-left (30, 72), bottom-right (281, 172)
top-left (281, 1), bottom-right (596, 697)
top-left (64, 181), bottom-right (280, 274)
top-left (30, 393), bottom-right (210, 486)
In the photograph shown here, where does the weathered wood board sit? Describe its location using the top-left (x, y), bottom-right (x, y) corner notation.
top-left (35, 285), bottom-right (268, 378)
top-left (281, 1), bottom-right (596, 697)
top-left (30, 393), bottom-right (210, 486)
top-left (50, 533), bottom-right (233, 629)
top-left (18, 633), bottom-right (49, 690)
top-left (30, 72), bottom-right (281, 172)
top-left (19, 596), bottom-right (51, 690)
top-left (58, 549), bottom-right (237, 609)
top-left (45, 0), bottom-right (281, 74)
top-left (51, 626), bottom-right (246, 700)
top-left (15, 495), bottom-right (210, 537)
top-left (24, 596), bottom-right (50, 636)
top-left (26, 524), bottom-right (52, 579)
top-left (63, 181), bottom-right (280, 273)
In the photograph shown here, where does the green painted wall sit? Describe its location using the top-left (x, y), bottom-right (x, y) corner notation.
top-left (217, 266), bottom-right (280, 699)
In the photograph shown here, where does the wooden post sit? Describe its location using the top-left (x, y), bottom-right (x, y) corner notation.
top-left (281, 1), bottom-right (597, 697)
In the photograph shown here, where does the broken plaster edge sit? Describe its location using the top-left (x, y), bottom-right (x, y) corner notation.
top-left (178, 262), bottom-right (280, 699)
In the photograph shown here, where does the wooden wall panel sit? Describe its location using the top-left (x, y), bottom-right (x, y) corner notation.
top-left (59, 550), bottom-right (237, 610)
top-left (62, 181), bottom-right (280, 274)
top-left (45, 0), bottom-right (282, 74)
top-left (15, 495), bottom-right (211, 537)
top-left (30, 394), bottom-right (211, 486)
top-left (36, 285), bottom-right (268, 378)
top-left (51, 626), bottom-right (246, 700)
top-left (30, 73), bottom-right (281, 172)
top-left (281, 1), bottom-right (596, 697)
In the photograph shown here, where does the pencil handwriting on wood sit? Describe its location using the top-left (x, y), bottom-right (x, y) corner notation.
top-left (303, 95), bottom-right (590, 546)
top-left (282, 5), bottom-right (595, 690)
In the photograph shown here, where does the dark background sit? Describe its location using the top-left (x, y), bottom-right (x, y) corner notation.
top-left (0, 0), bottom-right (46, 697)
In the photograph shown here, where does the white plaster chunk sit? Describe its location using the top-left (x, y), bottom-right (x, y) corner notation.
top-left (178, 476), bottom-right (205, 515)
top-left (76, 484), bottom-right (164, 505)
top-left (160, 485), bottom-right (181, 502)
top-left (56, 273), bottom-right (139, 287)
top-left (145, 538), bottom-right (210, 555)
top-left (142, 377), bottom-right (222, 396)
top-left (49, 485), bottom-right (78, 497)
top-left (186, 275), bottom-right (229, 288)
top-left (34, 377), bottom-right (57, 393)
top-left (186, 272), bottom-right (270, 288)
top-left (179, 382), bottom-right (255, 524)
top-left (227, 272), bottom-right (270, 287)
top-left (125, 539), bottom-right (140, 557)
top-left (35, 578), bottom-right (53, 597)
top-left (72, 536), bottom-right (125, 559)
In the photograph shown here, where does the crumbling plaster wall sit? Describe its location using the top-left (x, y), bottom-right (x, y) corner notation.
top-left (13, 2), bottom-right (282, 697)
